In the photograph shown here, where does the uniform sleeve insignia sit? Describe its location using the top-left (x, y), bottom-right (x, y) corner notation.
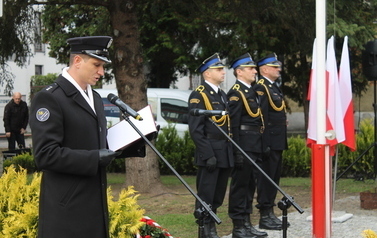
top-left (229, 96), bottom-right (239, 101)
top-left (256, 91), bottom-right (264, 96)
top-left (190, 98), bottom-right (200, 104)
top-left (36, 108), bottom-right (50, 122)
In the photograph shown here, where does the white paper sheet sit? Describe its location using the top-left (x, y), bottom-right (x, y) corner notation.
top-left (107, 105), bottom-right (157, 151)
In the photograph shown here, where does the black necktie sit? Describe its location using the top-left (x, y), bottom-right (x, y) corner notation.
top-left (218, 89), bottom-right (224, 103)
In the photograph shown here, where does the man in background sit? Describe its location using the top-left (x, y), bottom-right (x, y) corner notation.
top-left (3, 92), bottom-right (29, 150)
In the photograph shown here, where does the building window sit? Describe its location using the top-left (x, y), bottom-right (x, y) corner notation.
top-left (35, 65), bottom-right (43, 75)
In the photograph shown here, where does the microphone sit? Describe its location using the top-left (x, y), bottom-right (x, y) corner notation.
top-left (190, 108), bottom-right (228, 116)
top-left (107, 93), bottom-right (143, 121)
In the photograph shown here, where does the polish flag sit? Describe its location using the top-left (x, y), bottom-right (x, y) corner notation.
top-left (307, 39), bottom-right (317, 147)
top-left (326, 36), bottom-right (345, 146)
top-left (339, 36), bottom-right (356, 151)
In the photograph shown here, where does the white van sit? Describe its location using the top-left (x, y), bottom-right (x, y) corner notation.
top-left (95, 88), bottom-right (192, 137)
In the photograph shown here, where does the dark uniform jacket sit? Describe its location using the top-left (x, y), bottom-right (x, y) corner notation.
top-left (30, 75), bottom-right (109, 238)
top-left (253, 76), bottom-right (288, 151)
top-left (3, 99), bottom-right (28, 133)
top-left (227, 81), bottom-right (263, 153)
top-left (188, 82), bottom-right (233, 168)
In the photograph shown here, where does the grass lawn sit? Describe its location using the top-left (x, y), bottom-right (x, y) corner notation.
top-left (107, 174), bottom-right (377, 238)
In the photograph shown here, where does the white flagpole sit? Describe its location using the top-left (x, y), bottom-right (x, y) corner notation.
top-left (0, 0), bottom-right (3, 17)
top-left (313, 0), bottom-right (330, 237)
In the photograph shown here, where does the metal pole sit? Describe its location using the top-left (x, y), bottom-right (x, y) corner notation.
top-left (314, 0), bottom-right (329, 237)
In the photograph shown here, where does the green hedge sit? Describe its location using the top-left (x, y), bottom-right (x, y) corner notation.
top-left (155, 124), bottom-right (196, 175)
top-left (4, 119), bottom-right (376, 178)
top-left (3, 152), bottom-right (37, 173)
top-left (281, 118), bottom-right (376, 179)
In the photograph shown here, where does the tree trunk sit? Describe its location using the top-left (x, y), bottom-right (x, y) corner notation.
top-left (108, 0), bottom-right (165, 194)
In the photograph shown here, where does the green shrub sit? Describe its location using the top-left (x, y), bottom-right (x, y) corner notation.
top-left (3, 152), bottom-right (37, 173)
top-left (107, 158), bottom-right (126, 173)
top-left (155, 124), bottom-right (196, 175)
top-left (30, 73), bottom-right (58, 101)
top-left (281, 118), bottom-right (376, 179)
top-left (337, 118), bottom-right (375, 179)
top-left (282, 135), bottom-right (311, 177)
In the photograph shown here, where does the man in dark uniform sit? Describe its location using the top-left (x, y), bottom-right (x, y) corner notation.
top-left (188, 53), bottom-right (233, 238)
top-left (254, 53), bottom-right (288, 230)
top-left (3, 92), bottom-right (29, 150)
top-left (227, 53), bottom-right (267, 238)
top-left (29, 36), bottom-right (143, 238)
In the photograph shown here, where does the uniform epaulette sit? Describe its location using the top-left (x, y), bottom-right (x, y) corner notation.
top-left (257, 78), bottom-right (265, 84)
top-left (43, 83), bottom-right (58, 93)
top-left (232, 84), bottom-right (240, 90)
top-left (195, 85), bottom-right (205, 92)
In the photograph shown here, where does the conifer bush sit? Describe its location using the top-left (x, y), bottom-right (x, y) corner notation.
top-left (0, 166), bottom-right (144, 237)
top-left (3, 152), bottom-right (37, 173)
top-left (282, 135), bottom-right (311, 177)
top-left (156, 124), bottom-right (196, 175)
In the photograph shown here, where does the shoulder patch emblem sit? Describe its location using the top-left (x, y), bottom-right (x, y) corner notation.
top-left (229, 96), bottom-right (239, 101)
top-left (36, 108), bottom-right (50, 122)
top-left (256, 91), bottom-right (264, 96)
top-left (190, 98), bottom-right (200, 104)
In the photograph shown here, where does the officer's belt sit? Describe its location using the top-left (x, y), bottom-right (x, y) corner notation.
top-left (240, 125), bottom-right (262, 132)
top-left (267, 121), bottom-right (287, 126)
top-left (206, 133), bottom-right (227, 140)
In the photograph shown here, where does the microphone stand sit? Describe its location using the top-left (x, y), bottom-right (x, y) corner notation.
top-left (207, 117), bottom-right (304, 238)
top-left (120, 113), bottom-right (221, 238)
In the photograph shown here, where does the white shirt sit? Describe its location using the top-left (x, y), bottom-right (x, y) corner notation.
top-left (237, 79), bottom-right (251, 88)
top-left (62, 67), bottom-right (96, 114)
top-left (205, 80), bottom-right (222, 93)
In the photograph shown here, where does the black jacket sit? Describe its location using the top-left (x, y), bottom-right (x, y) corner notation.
top-left (30, 75), bottom-right (109, 238)
top-left (227, 81), bottom-right (263, 153)
top-left (3, 99), bottom-right (28, 132)
top-left (253, 76), bottom-right (288, 151)
top-left (188, 82), bottom-right (233, 168)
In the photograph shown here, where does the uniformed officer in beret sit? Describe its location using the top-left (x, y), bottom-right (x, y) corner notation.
top-left (253, 53), bottom-right (288, 230)
top-left (29, 36), bottom-right (144, 238)
top-left (188, 53), bottom-right (233, 238)
top-left (227, 53), bottom-right (267, 238)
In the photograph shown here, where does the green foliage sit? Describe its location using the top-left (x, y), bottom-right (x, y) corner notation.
top-left (29, 73), bottom-right (58, 101)
top-left (42, 3), bottom-right (111, 65)
top-left (0, 0), bottom-right (34, 67)
top-left (282, 135), bottom-right (311, 177)
top-left (0, 166), bottom-right (145, 237)
top-left (107, 158), bottom-right (126, 173)
top-left (155, 124), bottom-right (196, 175)
top-left (282, 118), bottom-right (377, 179)
top-left (337, 118), bottom-right (375, 179)
top-left (3, 152), bottom-right (37, 173)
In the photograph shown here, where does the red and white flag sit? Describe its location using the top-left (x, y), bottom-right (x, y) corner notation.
top-left (339, 36), bottom-right (356, 151)
top-left (326, 36), bottom-right (345, 146)
top-left (307, 39), bottom-right (317, 147)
